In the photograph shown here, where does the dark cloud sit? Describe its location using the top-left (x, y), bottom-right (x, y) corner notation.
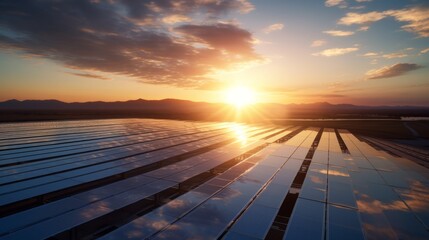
top-left (175, 23), bottom-right (258, 57)
top-left (120, 0), bottom-right (254, 19)
top-left (0, 0), bottom-right (258, 88)
top-left (68, 72), bottom-right (110, 80)
top-left (366, 63), bottom-right (423, 80)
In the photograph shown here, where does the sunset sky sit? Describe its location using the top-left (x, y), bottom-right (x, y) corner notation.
top-left (0, 0), bottom-right (428, 106)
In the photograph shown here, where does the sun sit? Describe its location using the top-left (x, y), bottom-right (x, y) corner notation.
top-left (225, 86), bottom-right (257, 108)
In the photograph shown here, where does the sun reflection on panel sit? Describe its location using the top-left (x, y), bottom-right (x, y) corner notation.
top-left (227, 123), bottom-right (248, 145)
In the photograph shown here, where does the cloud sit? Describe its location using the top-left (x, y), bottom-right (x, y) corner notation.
top-left (325, 0), bottom-right (347, 8)
top-left (355, 0), bottom-right (372, 2)
top-left (382, 53), bottom-right (407, 59)
top-left (338, 11), bottom-right (386, 25)
top-left (263, 23), bottom-right (284, 33)
top-left (366, 63), bottom-right (422, 80)
top-left (311, 39), bottom-right (327, 47)
top-left (175, 23), bottom-right (259, 57)
top-left (421, 48), bottom-right (429, 54)
top-left (323, 30), bottom-right (355, 36)
top-left (226, 0), bottom-right (255, 13)
top-left (68, 72), bottom-right (110, 80)
top-left (362, 52), bottom-right (378, 57)
top-left (313, 47), bottom-right (359, 57)
top-left (0, 0), bottom-right (259, 89)
top-left (358, 26), bottom-right (369, 31)
top-left (382, 48), bottom-right (414, 59)
top-left (386, 7), bottom-right (429, 37)
top-left (162, 15), bottom-right (191, 24)
top-left (338, 7), bottom-right (429, 37)
top-left (350, 6), bottom-right (366, 10)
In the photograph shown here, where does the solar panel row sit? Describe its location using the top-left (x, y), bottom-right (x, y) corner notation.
top-left (0, 119), bottom-right (428, 240)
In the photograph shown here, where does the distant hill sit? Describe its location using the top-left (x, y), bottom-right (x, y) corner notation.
top-left (1, 99), bottom-right (428, 110)
top-left (0, 98), bottom-right (217, 110)
top-left (0, 99), bottom-right (428, 122)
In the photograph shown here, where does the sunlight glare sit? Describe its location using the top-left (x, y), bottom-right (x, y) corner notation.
top-left (225, 86), bottom-right (256, 108)
top-left (228, 123), bottom-right (248, 145)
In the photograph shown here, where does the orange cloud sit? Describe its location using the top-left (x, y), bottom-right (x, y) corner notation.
top-left (386, 7), bottom-right (429, 37)
top-left (324, 30), bottom-right (355, 36)
top-left (313, 47), bottom-right (359, 57)
top-left (162, 15), bottom-right (191, 24)
top-left (338, 7), bottom-right (429, 37)
top-left (338, 11), bottom-right (386, 25)
top-left (362, 52), bottom-right (379, 57)
top-left (382, 53), bottom-right (408, 59)
top-left (325, 0), bottom-right (347, 8)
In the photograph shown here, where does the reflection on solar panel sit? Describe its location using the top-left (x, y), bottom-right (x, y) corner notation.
top-left (0, 119), bottom-right (428, 240)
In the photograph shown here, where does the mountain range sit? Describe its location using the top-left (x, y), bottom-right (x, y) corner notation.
top-left (0, 99), bottom-right (428, 122)
top-left (1, 98), bottom-right (428, 110)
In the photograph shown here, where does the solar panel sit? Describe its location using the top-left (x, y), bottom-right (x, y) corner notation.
top-left (327, 204), bottom-right (364, 240)
top-left (1, 119), bottom-right (428, 240)
top-left (327, 166), bottom-right (357, 209)
top-left (225, 203), bottom-right (278, 239)
top-left (283, 198), bottom-right (325, 240)
top-left (299, 163), bottom-right (328, 202)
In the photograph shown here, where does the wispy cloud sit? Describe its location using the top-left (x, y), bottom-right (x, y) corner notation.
top-left (386, 7), bottom-right (429, 37)
top-left (350, 6), bottom-right (366, 10)
top-left (366, 63), bottom-right (422, 80)
top-left (263, 23), bottom-right (284, 33)
top-left (68, 72), bottom-right (110, 80)
top-left (313, 47), bottom-right (359, 57)
top-left (361, 48), bottom-right (414, 59)
top-left (0, 0), bottom-right (259, 88)
top-left (421, 48), bottom-right (429, 54)
top-left (362, 52), bottom-right (379, 57)
top-left (382, 48), bottom-right (414, 59)
top-left (311, 39), bottom-right (327, 47)
top-left (355, 0), bottom-right (372, 2)
top-left (338, 11), bottom-right (386, 25)
top-left (358, 26), bottom-right (369, 31)
top-left (325, 0), bottom-right (347, 8)
top-left (370, 59), bottom-right (378, 65)
top-left (338, 7), bottom-right (429, 37)
top-left (382, 53), bottom-right (407, 59)
top-left (324, 30), bottom-right (355, 36)
top-left (162, 15), bottom-right (191, 24)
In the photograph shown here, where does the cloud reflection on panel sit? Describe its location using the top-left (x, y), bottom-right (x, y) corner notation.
top-left (355, 180), bottom-right (429, 239)
top-left (155, 183), bottom-right (251, 239)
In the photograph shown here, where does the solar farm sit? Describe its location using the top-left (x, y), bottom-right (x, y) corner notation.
top-left (0, 119), bottom-right (428, 240)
